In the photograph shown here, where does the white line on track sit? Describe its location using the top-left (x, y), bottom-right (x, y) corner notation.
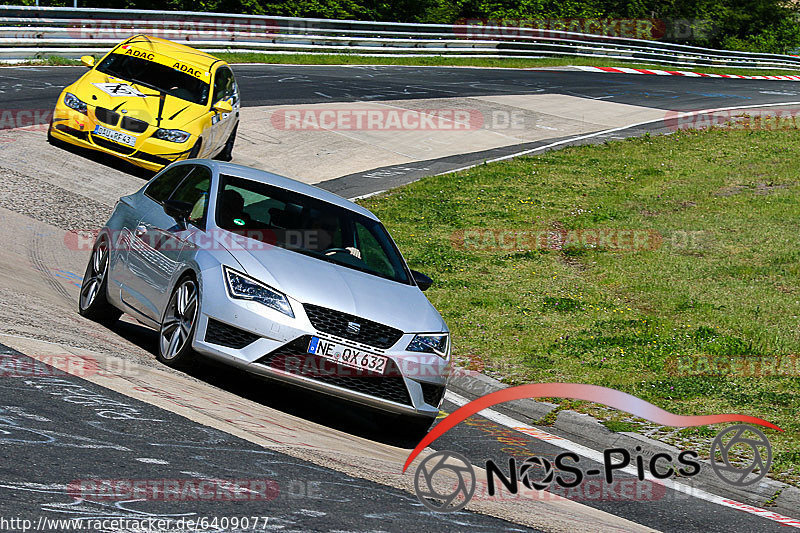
top-left (436, 100), bottom-right (800, 176)
top-left (349, 189), bottom-right (387, 201)
top-left (444, 390), bottom-right (800, 529)
top-left (347, 100), bottom-right (800, 201)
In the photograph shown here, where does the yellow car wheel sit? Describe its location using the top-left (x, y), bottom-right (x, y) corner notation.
top-left (215, 125), bottom-right (237, 162)
top-left (188, 137), bottom-right (202, 159)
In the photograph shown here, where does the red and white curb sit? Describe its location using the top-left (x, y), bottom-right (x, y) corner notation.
top-left (575, 65), bottom-right (800, 81)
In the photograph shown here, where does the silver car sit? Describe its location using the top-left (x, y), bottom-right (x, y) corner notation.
top-left (78, 160), bottom-right (450, 430)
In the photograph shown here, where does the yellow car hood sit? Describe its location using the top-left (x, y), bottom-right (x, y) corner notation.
top-left (72, 69), bottom-right (206, 128)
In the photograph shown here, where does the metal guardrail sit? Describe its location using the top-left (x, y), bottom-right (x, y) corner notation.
top-left (2, 5), bottom-right (800, 70)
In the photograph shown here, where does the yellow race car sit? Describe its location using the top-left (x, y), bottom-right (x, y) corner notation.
top-left (49, 35), bottom-right (240, 171)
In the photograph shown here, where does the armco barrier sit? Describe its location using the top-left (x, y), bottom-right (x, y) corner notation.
top-left (1, 5), bottom-right (800, 70)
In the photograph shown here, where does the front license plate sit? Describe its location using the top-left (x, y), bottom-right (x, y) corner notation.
top-left (308, 336), bottom-right (387, 374)
top-left (93, 125), bottom-right (136, 147)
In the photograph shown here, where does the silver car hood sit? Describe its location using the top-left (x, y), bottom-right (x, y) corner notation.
top-left (225, 242), bottom-right (447, 334)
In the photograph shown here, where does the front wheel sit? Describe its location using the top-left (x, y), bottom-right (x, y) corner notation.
top-left (78, 237), bottom-right (122, 324)
top-left (187, 137), bottom-right (202, 159)
top-left (157, 276), bottom-right (200, 367)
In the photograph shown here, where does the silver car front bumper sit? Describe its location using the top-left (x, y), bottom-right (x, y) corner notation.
top-left (190, 271), bottom-right (449, 418)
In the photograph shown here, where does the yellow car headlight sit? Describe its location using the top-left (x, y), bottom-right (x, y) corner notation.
top-left (154, 128), bottom-right (190, 143)
top-left (64, 92), bottom-right (87, 115)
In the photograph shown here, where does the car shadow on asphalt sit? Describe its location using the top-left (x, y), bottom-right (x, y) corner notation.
top-left (48, 136), bottom-right (156, 179)
top-left (111, 319), bottom-right (430, 450)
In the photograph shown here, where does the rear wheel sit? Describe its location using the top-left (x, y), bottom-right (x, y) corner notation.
top-left (215, 125), bottom-right (237, 162)
top-left (156, 275), bottom-right (200, 367)
top-left (78, 237), bottom-right (122, 324)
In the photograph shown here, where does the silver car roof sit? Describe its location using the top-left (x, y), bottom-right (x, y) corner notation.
top-left (196, 160), bottom-right (380, 222)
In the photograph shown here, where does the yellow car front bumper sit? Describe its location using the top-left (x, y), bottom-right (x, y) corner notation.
top-left (49, 101), bottom-right (198, 172)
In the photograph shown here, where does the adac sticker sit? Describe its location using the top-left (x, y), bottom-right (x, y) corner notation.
top-left (172, 62), bottom-right (210, 80)
top-left (122, 46), bottom-right (156, 62)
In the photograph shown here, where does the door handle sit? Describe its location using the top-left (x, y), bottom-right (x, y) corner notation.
top-left (135, 224), bottom-right (147, 237)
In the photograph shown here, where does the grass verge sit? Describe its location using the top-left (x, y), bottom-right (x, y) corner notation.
top-left (216, 53), bottom-right (800, 76)
top-left (5, 54), bottom-right (800, 77)
top-left (359, 127), bottom-right (800, 486)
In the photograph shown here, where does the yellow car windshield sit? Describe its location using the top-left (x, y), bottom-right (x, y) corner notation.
top-left (96, 53), bottom-right (210, 105)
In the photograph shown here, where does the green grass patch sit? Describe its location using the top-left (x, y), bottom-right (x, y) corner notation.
top-left (0, 55), bottom-right (82, 66)
top-left (39, 56), bottom-right (82, 66)
top-left (360, 127), bottom-right (800, 485)
top-left (213, 53), bottom-right (800, 76)
top-left (602, 420), bottom-right (639, 432)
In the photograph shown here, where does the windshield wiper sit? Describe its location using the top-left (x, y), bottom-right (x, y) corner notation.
top-left (288, 247), bottom-right (337, 265)
top-left (288, 247), bottom-right (402, 282)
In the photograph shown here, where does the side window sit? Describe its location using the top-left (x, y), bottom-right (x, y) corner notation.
top-left (144, 165), bottom-right (192, 204)
top-left (212, 66), bottom-right (234, 105)
top-left (170, 166), bottom-right (212, 229)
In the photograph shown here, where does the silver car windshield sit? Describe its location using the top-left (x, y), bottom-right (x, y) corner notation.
top-left (216, 174), bottom-right (411, 284)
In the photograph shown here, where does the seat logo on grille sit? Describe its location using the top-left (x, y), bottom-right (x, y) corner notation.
top-left (346, 321), bottom-right (361, 335)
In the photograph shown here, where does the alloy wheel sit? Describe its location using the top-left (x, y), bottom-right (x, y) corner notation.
top-left (159, 279), bottom-right (198, 360)
top-left (79, 240), bottom-right (108, 311)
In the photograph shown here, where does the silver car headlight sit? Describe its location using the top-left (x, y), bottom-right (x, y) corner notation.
top-left (154, 128), bottom-right (190, 143)
top-left (64, 92), bottom-right (87, 114)
top-left (407, 333), bottom-right (449, 358)
top-left (223, 266), bottom-right (294, 318)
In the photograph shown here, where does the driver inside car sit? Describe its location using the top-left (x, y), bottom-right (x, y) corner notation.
top-left (218, 189), bottom-right (251, 229)
top-left (310, 213), bottom-right (361, 259)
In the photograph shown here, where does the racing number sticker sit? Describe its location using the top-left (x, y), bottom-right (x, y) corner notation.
top-left (91, 83), bottom-right (147, 97)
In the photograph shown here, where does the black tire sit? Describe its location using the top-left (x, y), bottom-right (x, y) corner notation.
top-left (214, 124), bottom-right (237, 162)
top-left (187, 137), bottom-right (202, 159)
top-left (156, 274), bottom-right (200, 368)
top-left (47, 121), bottom-right (60, 146)
top-left (78, 237), bottom-right (122, 325)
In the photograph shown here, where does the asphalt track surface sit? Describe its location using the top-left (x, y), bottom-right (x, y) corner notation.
top-left (0, 342), bottom-right (529, 533)
top-left (6, 64), bottom-right (800, 110)
top-left (5, 64), bottom-right (800, 198)
top-left (0, 64), bottom-right (797, 532)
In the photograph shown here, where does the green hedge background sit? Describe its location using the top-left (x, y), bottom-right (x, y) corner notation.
top-left (10, 0), bottom-right (800, 54)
